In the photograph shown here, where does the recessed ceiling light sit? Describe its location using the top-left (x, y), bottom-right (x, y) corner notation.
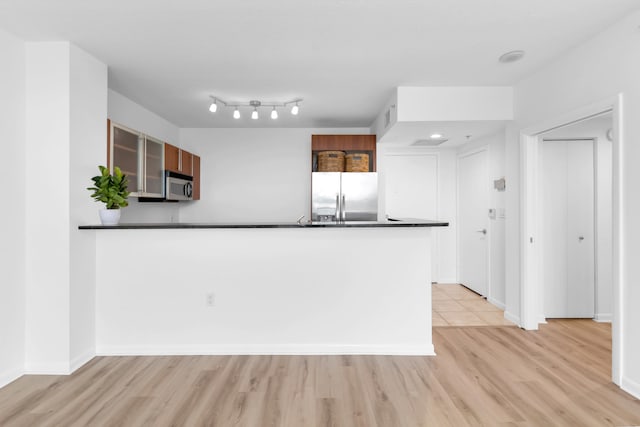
top-left (499, 50), bottom-right (525, 63)
top-left (430, 133), bottom-right (443, 139)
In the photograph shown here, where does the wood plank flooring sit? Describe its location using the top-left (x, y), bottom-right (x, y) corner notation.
top-left (1, 320), bottom-right (639, 426)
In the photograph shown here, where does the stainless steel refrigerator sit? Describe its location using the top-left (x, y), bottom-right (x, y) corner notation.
top-left (312, 172), bottom-right (378, 222)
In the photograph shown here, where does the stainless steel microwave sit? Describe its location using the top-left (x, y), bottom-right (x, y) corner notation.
top-left (165, 171), bottom-right (193, 201)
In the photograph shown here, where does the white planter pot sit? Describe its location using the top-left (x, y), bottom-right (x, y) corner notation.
top-left (99, 208), bottom-right (121, 226)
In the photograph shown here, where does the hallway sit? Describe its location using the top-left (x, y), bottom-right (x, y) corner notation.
top-left (432, 283), bottom-right (515, 327)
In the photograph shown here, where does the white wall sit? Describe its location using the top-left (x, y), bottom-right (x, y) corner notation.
top-left (457, 131), bottom-right (507, 308)
top-left (508, 11), bottom-right (640, 397)
top-left (371, 89), bottom-right (398, 140)
top-left (397, 87), bottom-right (513, 121)
top-left (108, 89), bottom-right (179, 144)
top-left (0, 28), bottom-right (26, 388)
top-left (25, 42), bottom-right (72, 373)
top-left (179, 128), bottom-right (370, 222)
top-left (69, 44), bottom-right (107, 370)
top-left (108, 90), bottom-right (181, 223)
top-left (377, 146), bottom-right (457, 283)
top-left (24, 42), bottom-right (107, 374)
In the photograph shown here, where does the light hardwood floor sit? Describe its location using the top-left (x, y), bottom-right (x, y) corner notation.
top-left (1, 320), bottom-right (639, 426)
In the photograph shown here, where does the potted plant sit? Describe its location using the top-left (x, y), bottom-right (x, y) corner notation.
top-left (87, 165), bottom-right (130, 225)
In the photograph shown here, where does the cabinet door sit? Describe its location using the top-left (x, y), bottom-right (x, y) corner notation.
top-left (112, 125), bottom-right (140, 194)
top-left (192, 155), bottom-right (201, 200)
top-left (165, 143), bottom-right (180, 173)
top-left (144, 137), bottom-right (164, 197)
top-left (181, 150), bottom-right (193, 176)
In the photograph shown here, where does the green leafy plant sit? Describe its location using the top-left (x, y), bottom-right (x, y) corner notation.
top-left (87, 165), bottom-right (130, 209)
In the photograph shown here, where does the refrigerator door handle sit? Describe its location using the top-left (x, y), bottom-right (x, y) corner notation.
top-left (342, 194), bottom-right (346, 222)
top-left (335, 194), bottom-right (340, 221)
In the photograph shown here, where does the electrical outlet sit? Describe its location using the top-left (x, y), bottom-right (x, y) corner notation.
top-left (206, 292), bottom-right (215, 307)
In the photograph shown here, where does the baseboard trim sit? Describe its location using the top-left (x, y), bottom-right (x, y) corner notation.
top-left (0, 367), bottom-right (23, 389)
top-left (96, 344), bottom-right (436, 356)
top-left (594, 313), bottom-right (612, 323)
top-left (504, 311), bottom-right (521, 327)
top-left (70, 349), bottom-right (95, 373)
top-left (487, 297), bottom-right (505, 310)
top-left (621, 375), bottom-right (640, 400)
top-left (24, 361), bottom-right (71, 375)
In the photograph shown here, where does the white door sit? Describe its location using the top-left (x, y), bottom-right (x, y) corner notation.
top-left (458, 150), bottom-right (489, 296)
top-left (384, 154), bottom-right (438, 278)
top-left (542, 139), bottom-right (595, 318)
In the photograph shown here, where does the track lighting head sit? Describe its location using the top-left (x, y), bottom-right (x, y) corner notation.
top-left (251, 108), bottom-right (259, 120)
top-left (209, 97), bottom-right (218, 113)
top-left (209, 99), bottom-right (217, 113)
top-left (271, 107), bottom-right (278, 120)
top-left (291, 102), bottom-right (299, 115)
top-left (233, 108), bottom-right (240, 119)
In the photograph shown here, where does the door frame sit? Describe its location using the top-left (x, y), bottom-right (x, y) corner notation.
top-left (456, 146), bottom-right (491, 299)
top-left (519, 94), bottom-right (623, 384)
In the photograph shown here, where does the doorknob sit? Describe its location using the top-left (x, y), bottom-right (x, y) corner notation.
top-left (578, 236), bottom-right (585, 241)
top-left (476, 229), bottom-right (487, 235)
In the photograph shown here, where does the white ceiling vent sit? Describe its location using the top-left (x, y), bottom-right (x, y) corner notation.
top-left (411, 138), bottom-right (448, 147)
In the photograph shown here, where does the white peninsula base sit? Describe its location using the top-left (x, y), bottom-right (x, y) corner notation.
top-left (95, 226), bottom-right (435, 355)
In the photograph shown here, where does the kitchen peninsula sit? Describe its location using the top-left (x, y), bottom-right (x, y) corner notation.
top-left (80, 219), bottom-right (447, 356)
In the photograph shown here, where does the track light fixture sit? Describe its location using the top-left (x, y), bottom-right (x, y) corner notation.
top-left (208, 95), bottom-right (302, 120)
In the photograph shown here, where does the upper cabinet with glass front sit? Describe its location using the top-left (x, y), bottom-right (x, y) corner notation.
top-left (108, 120), bottom-right (164, 198)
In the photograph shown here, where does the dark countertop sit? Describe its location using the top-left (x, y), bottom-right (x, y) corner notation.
top-left (78, 218), bottom-right (449, 230)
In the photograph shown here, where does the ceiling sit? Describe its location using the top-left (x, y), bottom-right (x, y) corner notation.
top-left (378, 121), bottom-right (507, 147)
top-left (0, 0), bottom-right (636, 131)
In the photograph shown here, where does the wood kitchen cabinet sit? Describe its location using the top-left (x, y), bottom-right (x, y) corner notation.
top-left (311, 134), bottom-right (377, 172)
top-left (164, 143), bottom-right (180, 173)
top-left (192, 155), bottom-right (201, 200)
top-left (108, 120), bottom-right (164, 198)
top-left (181, 151), bottom-right (193, 176)
top-left (165, 143), bottom-right (194, 176)
top-left (108, 120), bottom-right (202, 200)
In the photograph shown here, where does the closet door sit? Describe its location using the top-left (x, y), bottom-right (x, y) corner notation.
top-left (543, 140), bottom-right (595, 318)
